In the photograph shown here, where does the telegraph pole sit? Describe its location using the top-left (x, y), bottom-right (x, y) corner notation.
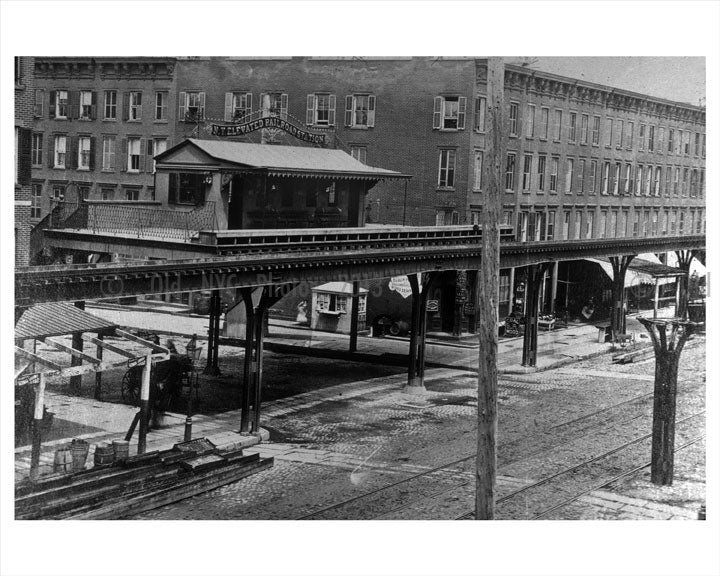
top-left (476, 57), bottom-right (504, 519)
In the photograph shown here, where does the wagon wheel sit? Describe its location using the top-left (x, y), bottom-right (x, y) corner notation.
top-left (121, 368), bottom-right (142, 406)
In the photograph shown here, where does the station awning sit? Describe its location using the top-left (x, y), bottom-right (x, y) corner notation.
top-left (156, 139), bottom-right (410, 181)
top-left (15, 302), bottom-right (117, 342)
top-left (586, 254), bottom-right (686, 287)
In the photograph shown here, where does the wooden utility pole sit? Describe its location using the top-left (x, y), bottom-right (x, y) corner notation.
top-left (476, 57), bottom-right (504, 520)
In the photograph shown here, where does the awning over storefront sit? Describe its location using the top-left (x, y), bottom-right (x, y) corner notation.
top-left (15, 302), bottom-right (117, 343)
top-left (665, 251), bottom-right (707, 277)
top-left (586, 254), bottom-right (686, 287)
top-left (156, 139), bottom-right (410, 181)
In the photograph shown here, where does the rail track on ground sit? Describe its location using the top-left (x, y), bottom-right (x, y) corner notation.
top-left (295, 380), bottom-right (704, 520)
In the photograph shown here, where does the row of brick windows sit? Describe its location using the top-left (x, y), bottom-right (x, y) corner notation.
top-left (30, 181), bottom-right (151, 217)
top-left (31, 132), bottom-right (167, 173)
top-left (506, 206), bottom-right (705, 242)
top-left (502, 152), bottom-right (704, 198)
top-left (507, 101), bottom-right (705, 157)
top-left (37, 90), bottom-right (170, 123)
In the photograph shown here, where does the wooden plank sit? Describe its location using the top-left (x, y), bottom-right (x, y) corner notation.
top-left (43, 337), bottom-right (102, 365)
top-left (81, 334), bottom-right (136, 359)
top-left (14, 346), bottom-right (63, 373)
top-left (116, 328), bottom-right (169, 353)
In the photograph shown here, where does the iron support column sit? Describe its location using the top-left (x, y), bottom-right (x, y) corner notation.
top-left (239, 288), bottom-right (255, 433)
top-left (609, 255), bottom-right (634, 338)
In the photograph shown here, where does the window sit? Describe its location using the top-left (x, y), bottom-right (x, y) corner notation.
top-left (128, 91), bottom-right (142, 120)
top-left (616, 120), bottom-right (624, 148)
top-left (152, 138), bottom-right (167, 172)
top-left (645, 166), bottom-right (652, 196)
top-left (702, 134), bottom-right (706, 157)
top-left (654, 166), bottom-right (661, 196)
top-left (53, 90), bottom-right (68, 119)
top-left (589, 159), bottom-right (597, 194)
top-left (620, 211), bottom-right (628, 237)
top-left (435, 210), bottom-right (459, 226)
top-left (261, 92), bottom-right (286, 118)
top-left (346, 94), bottom-right (376, 128)
top-left (651, 210), bottom-right (659, 236)
top-left (642, 210), bottom-right (649, 237)
top-left (549, 157), bottom-right (558, 193)
top-left (351, 145), bottom-right (367, 165)
top-left (663, 210), bottom-right (669, 235)
top-left (155, 92), bottom-right (168, 121)
top-left (499, 273), bottom-right (511, 311)
top-left (624, 163), bottom-right (633, 195)
top-left (77, 136), bottom-right (92, 170)
top-left (102, 136), bottom-right (116, 171)
top-left (53, 135), bottom-right (67, 168)
top-left (658, 127), bottom-right (665, 152)
top-left (613, 163), bottom-right (621, 195)
top-left (610, 211), bottom-right (618, 238)
top-left (104, 90), bottom-right (117, 120)
top-left (568, 112), bottom-right (577, 142)
top-left (665, 166), bottom-right (672, 196)
top-left (669, 211), bottom-right (676, 235)
top-left (564, 158), bottom-right (574, 194)
top-left (592, 116), bottom-right (600, 145)
top-left (473, 150), bottom-right (483, 191)
top-left (522, 153), bottom-right (532, 191)
top-left (470, 211), bottom-right (481, 225)
top-left (31, 134), bottom-right (43, 166)
top-left (633, 211), bottom-right (640, 237)
top-left (678, 212), bottom-right (685, 234)
top-left (127, 138), bottom-right (141, 172)
top-left (683, 131), bottom-right (690, 155)
top-left (580, 114), bottom-right (588, 144)
top-left (604, 118), bottom-right (613, 147)
top-left (525, 104), bottom-right (535, 138)
top-left (648, 125), bottom-right (655, 152)
top-left (474, 96), bottom-right (486, 131)
top-left (673, 167), bottom-right (679, 196)
top-left (636, 164), bottom-right (644, 196)
top-left (694, 133), bottom-right (700, 156)
top-left (180, 91), bottom-right (206, 121)
top-left (626, 121), bottom-right (634, 149)
top-left (682, 168), bottom-right (689, 197)
top-left (438, 149), bottom-right (456, 188)
top-left (34, 89), bottom-right (44, 117)
top-left (640, 124), bottom-right (648, 151)
top-left (101, 187), bottom-right (114, 201)
top-left (316, 293), bottom-right (348, 314)
top-left (541, 108), bottom-right (550, 139)
top-left (547, 211), bottom-right (555, 240)
top-left (578, 159), bottom-right (585, 194)
top-left (599, 211), bottom-right (607, 239)
top-left (668, 129), bottom-right (674, 153)
top-left (31, 183), bottom-right (42, 219)
top-left (169, 172), bottom-right (204, 205)
top-left (574, 210), bottom-right (582, 240)
top-left (51, 184), bottom-right (65, 201)
top-left (79, 91), bottom-right (93, 119)
top-left (601, 162), bottom-right (610, 195)
top-left (537, 154), bottom-right (546, 191)
top-left (517, 211), bottom-right (528, 242)
top-left (327, 183), bottom-right (337, 206)
top-left (562, 211), bottom-right (570, 240)
top-left (553, 109), bottom-right (562, 141)
top-left (79, 186), bottom-right (90, 201)
top-left (308, 93), bottom-right (336, 126)
top-left (125, 188), bottom-right (140, 201)
top-left (509, 102), bottom-right (519, 136)
top-left (700, 169), bottom-right (705, 198)
top-left (505, 152), bottom-right (516, 191)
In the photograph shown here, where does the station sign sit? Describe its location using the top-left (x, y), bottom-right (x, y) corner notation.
top-left (389, 276), bottom-right (413, 299)
top-left (211, 117), bottom-right (326, 145)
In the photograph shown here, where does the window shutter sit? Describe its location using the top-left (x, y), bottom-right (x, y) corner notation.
top-left (120, 138), bottom-right (128, 172)
top-left (169, 173), bottom-right (177, 204)
top-left (49, 91), bottom-right (56, 118)
top-left (458, 97), bottom-right (467, 130)
top-left (433, 96), bottom-right (442, 129)
top-left (368, 95), bottom-right (376, 128)
top-left (179, 91), bottom-right (187, 121)
top-left (88, 136), bottom-right (96, 171)
top-left (90, 91), bottom-right (97, 120)
top-left (246, 92), bottom-right (253, 117)
top-left (69, 91), bottom-right (79, 119)
top-left (146, 139), bottom-right (154, 171)
top-left (48, 135), bottom-right (55, 168)
top-left (138, 139), bottom-right (146, 172)
top-left (280, 93), bottom-right (288, 118)
top-left (199, 92), bottom-right (205, 119)
top-left (224, 92), bottom-right (232, 121)
top-left (68, 136), bottom-right (78, 170)
top-left (345, 96), bottom-right (353, 127)
top-left (306, 94), bottom-right (314, 125)
top-left (122, 92), bottom-right (129, 121)
top-left (18, 128), bottom-right (32, 185)
top-left (328, 95), bottom-right (336, 126)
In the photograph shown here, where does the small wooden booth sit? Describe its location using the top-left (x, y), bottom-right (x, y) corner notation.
top-left (310, 282), bottom-right (368, 334)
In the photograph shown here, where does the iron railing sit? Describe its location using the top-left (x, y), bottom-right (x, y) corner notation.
top-left (46, 201), bottom-right (217, 242)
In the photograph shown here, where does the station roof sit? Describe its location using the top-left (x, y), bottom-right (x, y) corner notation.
top-left (15, 302), bottom-right (117, 342)
top-left (587, 255), bottom-right (686, 287)
top-left (312, 282), bottom-right (369, 295)
top-left (156, 139), bottom-right (410, 180)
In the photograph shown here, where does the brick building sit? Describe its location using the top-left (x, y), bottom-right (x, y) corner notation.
top-left (15, 56), bottom-right (35, 266)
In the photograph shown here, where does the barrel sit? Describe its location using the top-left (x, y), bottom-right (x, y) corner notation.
top-left (71, 439), bottom-right (89, 472)
top-left (93, 443), bottom-right (114, 467)
top-left (53, 447), bottom-right (73, 474)
top-left (112, 440), bottom-right (130, 462)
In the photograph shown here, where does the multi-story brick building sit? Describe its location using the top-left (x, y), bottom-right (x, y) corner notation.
top-left (30, 57), bottom-right (176, 225)
top-left (26, 57), bottom-right (705, 330)
top-left (15, 56), bottom-right (35, 266)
